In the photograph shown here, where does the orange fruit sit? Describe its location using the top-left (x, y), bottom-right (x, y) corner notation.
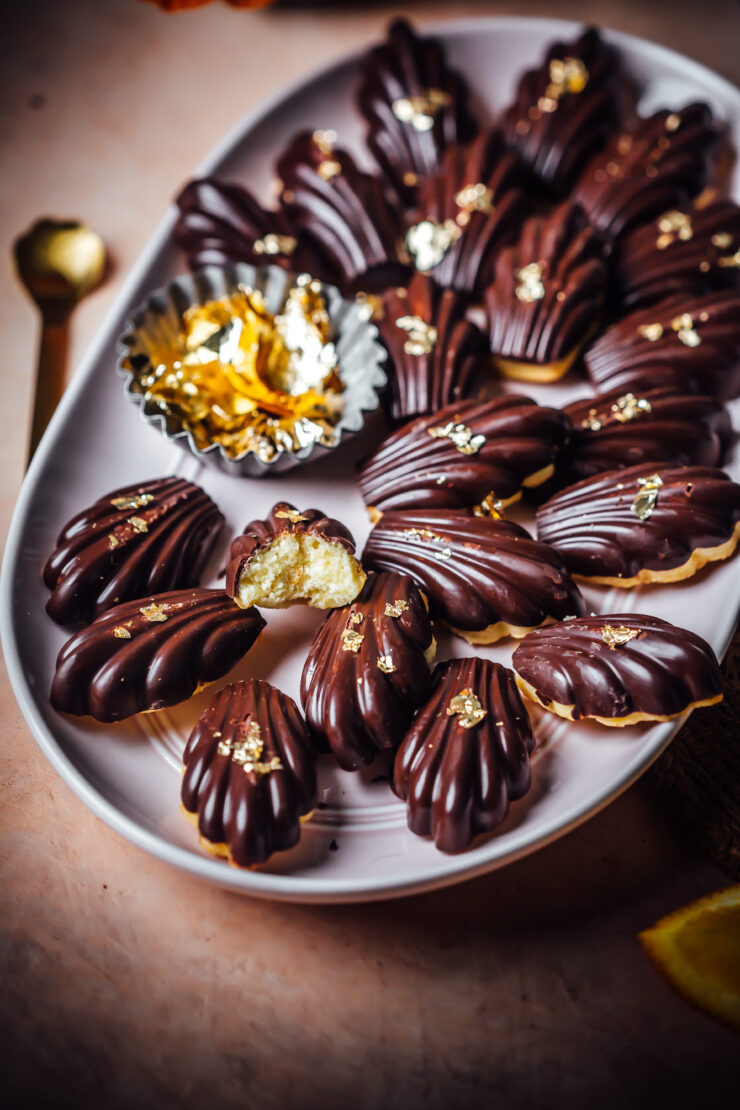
top-left (640, 884), bottom-right (740, 1033)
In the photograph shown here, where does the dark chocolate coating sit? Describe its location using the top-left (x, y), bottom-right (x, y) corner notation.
top-left (393, 658), bottom-right (535, 853)
top-left (409, 129), bottom-right (528, 296)
top-left (614, 198), bottom-right (740, 310)
top-left (357, 395), bottom-right (571, 514)
top-left (357, 17), bottom-right (478, 204)
top-left (573, 104), bottom-right (724, 241)
top-left (501, 26), bottom-right (621, 195)
top-left (276, 130), bottom-right (410, 293)
top-left (378, 272), bottom-right (488, 422)
top-left (300, 571), bottom-right (434, 771)
top-left (584, 290), bottom-right (740, 400)
top-left (512, 614), bottom-right (722, 720)
top-left (50, 589), bottom-right (265, 722)
top-left (536, 463), bottom-right (740, 581)
top-left (43, 477), bottom-right (224, 625)
top-left (362, 510), bottom-right (584, 635)
top-left (486, 202), bottom-right (607, 365)
top-left (226, 502), bottom-right (357, 600)
top-left (181, 679), bottom-right (317, 868)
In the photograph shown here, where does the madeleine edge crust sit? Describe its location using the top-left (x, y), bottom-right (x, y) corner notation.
top-left (513, 674), bottom-right (723, 728)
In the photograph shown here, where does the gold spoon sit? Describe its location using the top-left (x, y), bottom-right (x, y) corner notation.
top-left (14, 218), bottom-right (107, 465)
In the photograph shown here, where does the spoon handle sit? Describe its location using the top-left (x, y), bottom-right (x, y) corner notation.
top-left (27, 313), bottom-right (70, 466)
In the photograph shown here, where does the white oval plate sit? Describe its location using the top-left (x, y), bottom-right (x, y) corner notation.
top-left (2, 17), bottom-right (739, 903)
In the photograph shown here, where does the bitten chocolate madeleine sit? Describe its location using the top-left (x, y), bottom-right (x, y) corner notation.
top-left (486, 202), bottom-right (608, 382)
top-left (50, 589), bottom-right (266, 722)
top-left (362, 509), bottom-right (584, 643)
top-left (276, 130), bottom-right (410, 293)
top-left (43, 477), bottom-right (224, 625)
top-left (357, 17), bottom-right (478, 204)
top-left (512, 614), bottom-right (723, 726)
top-left (378, 273), bottom-right (488, 422)
top-left (584, 290), bottom-right (740, 400)
top-left (614, 198), bottom-right (740, 309)
top-left (573, 104), bottom-right (724, 240)
top-left (181, 679), bottom-right (318, 868)
top-left (406, 130), bottom-right (527, 295)
top-left (393, 658), bottom-right (535, 854)
top-left (300, 571), bottom-right (435, 771)
top-left (500, 26), bottom-right (621, 195)
top-left (357, 395), bottom-right (571, 517)
top-left (226, 502), bottom-right (365, 610)
top-left (536, 463), bottom-right (740, 587)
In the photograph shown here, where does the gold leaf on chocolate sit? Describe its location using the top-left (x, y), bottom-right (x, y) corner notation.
top-left (427, 420), bottom-right (485, 456)
top-left (406, 218), bottom-right (461, 272)
top-left (447, 688), bottom-right (487, 728)
top-left (395, 314), bottom-right (438, 356)
top-left (385, 600), bottom-right (409, 618)
top-left (392, 88), bottom-right (451, 131)
top-left (341, 629), bottom-right (364, 653)
top-left (111, 494), bottom-right (154, 511)
top-left (601, 624), bottom-right (641, 650)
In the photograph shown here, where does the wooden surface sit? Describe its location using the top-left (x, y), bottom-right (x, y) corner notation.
top-left (1, 2), bottom-right (739, 1106)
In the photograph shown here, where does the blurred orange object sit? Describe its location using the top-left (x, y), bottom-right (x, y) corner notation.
top-left (141, 0), bottom-right (275, 11)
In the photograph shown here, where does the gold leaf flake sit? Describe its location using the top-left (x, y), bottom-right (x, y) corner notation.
top-left (347, 611), bottom-right (363, 626)
top-left (140, 602), bottom-right (170, 622)
top-left (455, 182), bottom-right (493, 216)
top-left (515, 261), bottom-right (545, 303)
top-left (473, 493), bottom-right (504, 519)
top-left (711, 231), bottom-right (733, 249)
top-left (111, 493), bottom-right (154, 511)
top-left (406, 218), bottom-right (461, 272)
top-left (384, 600), bottom-right (408, 618)
top-left (403, 527), bottom-right (446, 542)
top-left (218, 720), bottom-right (283, 776)
top-left (391, 88), bottom-right (451, 132)
top-left (665, 113), bottom-right (681, 131)
top-left (274, 508), bottom-right (308, 523)
top-left (631, 473), bottom-right (663, 520)
top-left (670, 312), bottom-right (701, 347)
top-left (108, 534), bottom-right (121, 550)
top-left (341, 629), bottom-right (364, 653)
top-left (312, 129), bottom-right (336, 156)
top-left (317, 159), bottom-right (341, 181)
top-left (434, 547), bottom-right (452, 561)
top-left (718, 250), bottom-right (740, 269)
top-left (252, 233), bottom-right (297, 257)
top-left (395, 314), bottom-right (438, 356)
top-left (355, 292), bottom-right (384, 322)
top-left (601, 624), bottom-right (641, 650)
top-left (638, 322), bottom-right (664, 342)
top-left (377, 654), bottom-right (396, 674)
top-left (655, 210), bottom-right (693, 250)
top-left (611, 392), bottom-right (652, 424)
top-left (537, 56), bottom-right (589, 113)
top-left (113, 626), bottom-right (131, 640)
top-left (128, 516), bottom-right (149, 534)
top-left (447, 688), bottom-right (487, 729)
top-left (427, 420), bottom-right (485, 456)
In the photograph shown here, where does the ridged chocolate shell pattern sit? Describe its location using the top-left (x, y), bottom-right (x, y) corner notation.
top-left (50, 589), bottom-right (266, 722)
top-left (393, 658), bottom-right (535, 853)
top-left (584, 290), bottom-right (740, 400)
top-left (276, 130), bottom-right (410, 293)
top-left (486, 202), bottom-right (607, 364)
top-left (378, 273), bottom-right (488, 422)
top-left (300, 572), bottom-right (435, 771)
top-left (536, 464), bottom-right (740, 582)
top-left (362, 510), bottom-right (584, 636)
top-left (614, 198), bottom-right (740, 309)
top-left (573, 104), bottom-right (724, 240)
top-left (43, 477), bottom-right (224, 625)
top-left (357, 395), bottom-right (571, 514)
top-left (357, 17), bottom-right (478, 203)
top-left (512, 614), bottom-right (722, 721)
top-left (500, 27), bottom-right (621, 195)
top-left (408, 130), bottom-right (527, 295)
top-left (181, 679), bottom-right (317, 867)
top-left (226, 502), bottom-right (357, 598)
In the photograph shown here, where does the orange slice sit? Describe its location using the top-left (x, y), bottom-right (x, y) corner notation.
top-left (640, 885), bottom-right (740, 1032)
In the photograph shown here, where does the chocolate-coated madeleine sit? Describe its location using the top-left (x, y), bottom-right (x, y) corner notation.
top-left (43, 477), bottom-right (224, 625)
top-left (362, 509), bottom-right (584, 643)
top-left (181, 679), bottom-right (317, 868)
top-left (378, 273), bottom-right (488, 422)
top-left (501, 26), bottom-right (621, 195)
top-left (486, 202), bottom-right (607, 382)
top-left (513, 614), bottom-right (722, 726)
top-left (615, 198), bottom-right (740, 309)
top-left (357, 395), bottom-right (571, 517)
top-left (357, 17), bottom-right (478, 204)
top-left (50, 589), bottom-right (265, 722)
top-left (394, 658), bottom-right (535, 854)
top-left (573, 104), bottom-right (724, 240)
top-left (406, 130), bottom-right (527, 295)
top-left (536, 463), bottom-right (740, 587)
top-left (300, 571), bottom-right (435, 771)
top-left (276, 130), bottom-right (409, 293)
top-left (584, 290), bottom-right (740, 400)
top-left (227, 502), bottom-right (365, 610)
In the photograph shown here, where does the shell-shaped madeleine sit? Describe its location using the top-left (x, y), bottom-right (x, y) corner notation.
top-left (300, 571), bottom-right (435, 771)
top-left (378, 273), bottom-right (488, 422)
top-left (357, 395), bottom-right (571, 516)
top-left (512, 614), bottom-right (722, 725)
top-left (584, 290), bottom-right (740, 400)
top-left (614, 198), bottom-right (740, 309)
top-left (486, 202), bottom-right (607, 379)
top-left (406, 130), bottom-right (528, 295)
top-left (536, 463), bottom-right (740, 586)
top-left (276, 130), bottom-right (410, 293)
top-left (43, 477), bottom-right (224, 625)
top-left (181, 679), bottom-right (317, 868)
top-left (501, 26), bottom-right (621, 195)
top-left (362, 510), bottom-right (584, 643)
top-left (50, 589), bottom-right (265, 722)
top-left (393, 658), bottom-right (535, 853)
top-left (573, 104), bottom-right (724, 240)
top-left (357, 17), bottom-right (478, 204)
